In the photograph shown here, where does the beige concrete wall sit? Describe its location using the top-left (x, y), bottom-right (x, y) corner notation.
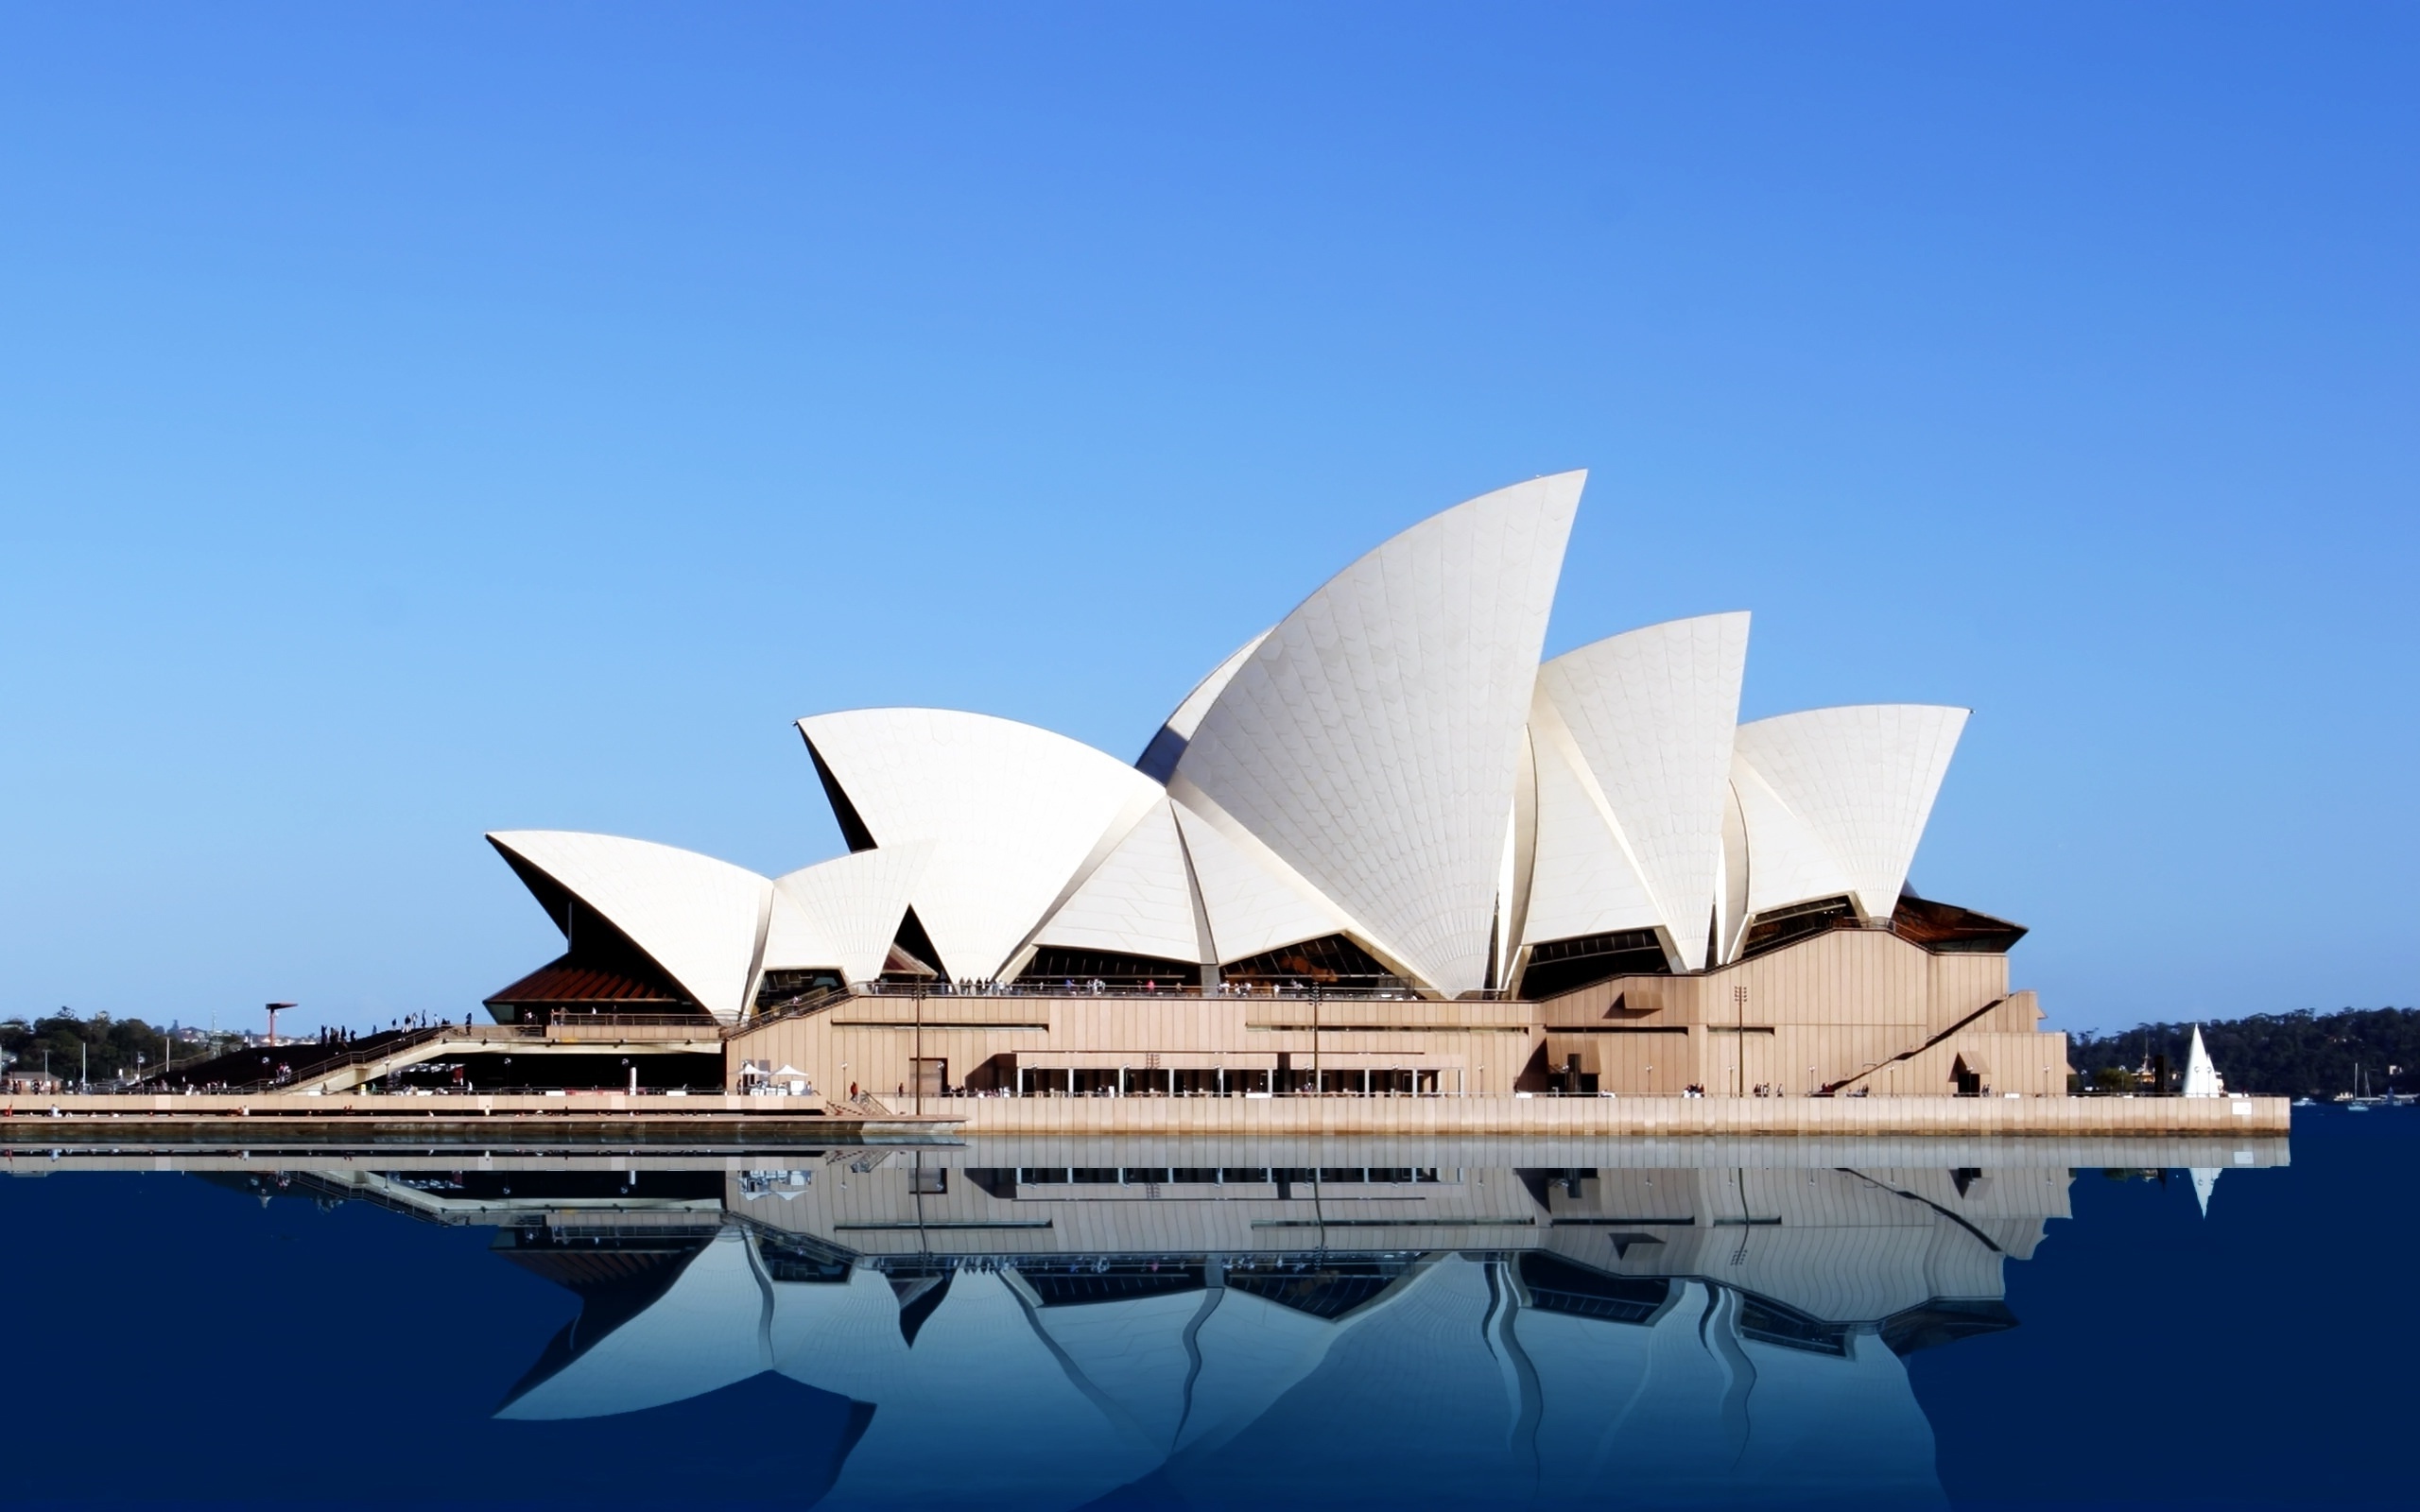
top-left (726, 926), bottom-right (2071, 1106)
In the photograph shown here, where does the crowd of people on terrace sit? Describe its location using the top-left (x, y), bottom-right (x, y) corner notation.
top-left (884, 976), bottom-right (1414, 998)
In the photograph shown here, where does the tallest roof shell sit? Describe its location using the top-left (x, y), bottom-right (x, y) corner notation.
top-left (1170, 472), bottom-right (1583, 995)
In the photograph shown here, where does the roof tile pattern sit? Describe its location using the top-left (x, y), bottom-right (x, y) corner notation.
top-left (797, 708), bottom-right (1164, 979)
top-left (1033, 799), bottom-right (1204, 964)
top-left (1726, 756), bottom-right (1856, 920)
top-left (1518, 704), bottom-right (1663, 947)
top-left (1169, 799), bottom-right (1349, 966)
top-left (1536, 613), bottom-right (1749, 970)
top-left (486, 831), bottom-right (769, 1023)
top-left (1172, 473), bottom-right (1582, 995)
top-left (765, 841), bottom-right (936, 983)
top-left (1730, 705), bottom-right (1968, 922)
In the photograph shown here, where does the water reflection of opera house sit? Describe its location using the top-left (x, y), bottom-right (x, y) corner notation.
top-left (261, 1138), bottom-right (2275, 1508)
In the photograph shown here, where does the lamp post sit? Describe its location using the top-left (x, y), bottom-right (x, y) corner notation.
top-left (1311, 981), bottom-right (1322, 1097)
top-left (266, 1002), bottom-right (297, 1049)
top-left (1732, 985), bottom-right (1748, 1096)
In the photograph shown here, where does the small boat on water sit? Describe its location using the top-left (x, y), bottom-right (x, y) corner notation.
top-left (2342, 1063), bottom-right (2382, 1111)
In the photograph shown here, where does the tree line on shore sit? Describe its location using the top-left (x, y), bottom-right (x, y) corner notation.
top-left (2066, 1006), bottom-right (2417, 1099)
top-left (0, 1011), bottom-right (239, 1085)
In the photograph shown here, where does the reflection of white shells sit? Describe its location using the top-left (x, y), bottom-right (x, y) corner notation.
top-left (499, 1228), bottom-right (1951, 1509)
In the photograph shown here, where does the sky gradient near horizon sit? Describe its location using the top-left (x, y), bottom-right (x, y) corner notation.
top-left (2, 4), bottom-right (2412, 1037)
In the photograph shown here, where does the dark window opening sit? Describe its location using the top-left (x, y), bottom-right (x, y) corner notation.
top-left (804, 735), bottom-right (878, 853)
top-left (381, 1051), bottom-right (723, 1093)
top-left (882, 908), bottom-right (946, 982)
top-left (1517, 929), bottom-right (1669, 1000)
top-left (1737, 1295), bottom-right (1854, 1357)
top-left (755, 1234), bottom-right (856, 1285)
top-left (894, 1271), bottom-right (952, 1347)
top-left (1225, 1260), bottom-right (1406, 1320)
top-left (1877, 1298), bottom-right (2018, 1356)
top-left (1518, 1254), bottom-right (1672, 1325)
top-left (1018, 947), bottom-right (1201, 988)
top-left (485, 847), bottom-right (705, 1022)
top-left (1739, 896), bottom-right (1858, 959)
top-left (1221, 935), bottom-right (1401, 991)
top-left (1021, 1262), bottom-right (1206, 1307)
top-left (754, 969), bottom-right (844, 1012)
top-left (1134, 726), bottom-right (1188, 784)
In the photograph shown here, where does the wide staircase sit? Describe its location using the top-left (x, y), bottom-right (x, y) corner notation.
top-left (141, 1015), bottom-right (724, 1095)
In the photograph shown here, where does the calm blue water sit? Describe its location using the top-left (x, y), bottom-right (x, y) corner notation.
top-left (0, 1108), bottom-right (2400, 1510)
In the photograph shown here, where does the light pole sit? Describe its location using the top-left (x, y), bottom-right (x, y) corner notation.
top-left (266, 1002), bottom-right (297, 1049)
top-left (1732, 985), bottom-right (1748, 1096)
top-left (1311, 981), bottom-right (1322, 1097)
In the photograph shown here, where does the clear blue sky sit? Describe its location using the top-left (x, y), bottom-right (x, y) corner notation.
top-left (2, 4), bottom-right (2411, 1037)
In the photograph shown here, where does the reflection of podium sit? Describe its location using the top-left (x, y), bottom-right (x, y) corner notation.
top-left (419, 1137), bottom-right (2274, 1507)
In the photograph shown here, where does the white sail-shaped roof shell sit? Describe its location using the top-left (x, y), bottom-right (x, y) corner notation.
top-left (1170, 799), bottom-right (1352, 966)
top-left (1730, 704), bottom-right (1968, 922)
top-left (1170, 473), bottom-right (1582, 995)
top-left (1518, 702), bottom-right (1662, 948)
top-left (762, 842), bottom-right (936, 984)
top-left (1030, 799), bottom-right (1207, 965)
top-left (487, 830), bottom-right (769, 1023)
top-left (1726, 755), bottom-right (1856, 919)
top-left (1535, 613), bottom-right (1749, 971)
top-left (1137, 628), bottom-right (1276, 780)
top-left (797, 708), bottom-right (1164, 979)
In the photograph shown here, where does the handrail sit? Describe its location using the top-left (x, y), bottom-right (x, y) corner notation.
top-left (529, 1011), bottom-right (717, 1029)
top-left (136, 1023), bottom-right (468, 1094)
top-left (739, 985), bottom-right (854, 1033)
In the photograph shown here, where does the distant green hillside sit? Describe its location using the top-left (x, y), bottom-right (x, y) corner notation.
top-left (2066, 1007), bottom-right (2417, 1099)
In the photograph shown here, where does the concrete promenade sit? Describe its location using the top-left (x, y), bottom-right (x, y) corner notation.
top-left (0, 1091), bottom-right (2287, 1140)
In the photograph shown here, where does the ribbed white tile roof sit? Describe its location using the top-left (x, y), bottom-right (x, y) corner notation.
top-left (1163, 629), bottom-right (1271, 745)
top-left (487, 830), bottom-right (769, 1023)
top-left (1169, 796), bottom-right (1351, 966)
top-left (1726, 754), bottom-right (1856, 919)
top-left (797, 708), bottom-right (1163, 979)
top-left (1537, 612), bottom-right (1750, 970)
top-left (484, 472), bottom-right (1991, 995)
top-left (1730, 704), bottom-right (1968, 921)
top-left (1518, 700), bottom-right (1664, 948)
top-left (1171, 473), bottom-right (1582, 995)
top-left (1031, 799), bottom-right (1206, 964)
top-left (764, 841), bottom-right (936, 984)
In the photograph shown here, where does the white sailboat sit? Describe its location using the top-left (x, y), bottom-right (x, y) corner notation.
top-left (2182, 1026), bottom-right (2224, 1099)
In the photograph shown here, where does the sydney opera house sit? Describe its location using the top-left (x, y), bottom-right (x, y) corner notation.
top-left (485, 472), bottom-right (2070, 1101)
